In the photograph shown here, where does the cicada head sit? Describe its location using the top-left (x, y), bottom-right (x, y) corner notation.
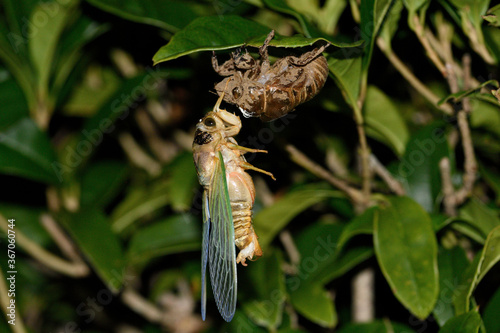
top-left (214, 76), bottom-right (265, 119)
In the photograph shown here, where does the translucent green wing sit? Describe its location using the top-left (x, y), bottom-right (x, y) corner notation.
top-left (208, 151), bottom-right (237, 322)
top-left (201, 190), bottom-right (209, 321)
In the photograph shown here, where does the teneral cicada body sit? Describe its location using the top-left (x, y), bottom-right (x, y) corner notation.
top-left (213, 30), bottom-right (330, 121)
top-left (192, 91), bottom-right (275, 321)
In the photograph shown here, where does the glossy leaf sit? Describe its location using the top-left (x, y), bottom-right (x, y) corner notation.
top-left (336, 206), bottom-right (376, 251)
top-left (328, 51), bottom-right (363, 108)
top-left (111, 179), bottom-right (170, 232)
top-left (459, 198), bottom-right (500, 239)
top-left (483, 4), bottom-right (500, 27)
top-left (470, 99), bottom-right (500, 137)
top-left (439, 311), bottom-right (482, 333)
top-left (87, 0), bottom-right (198, 32)
top-left (29, 1), bottom-right (74, 93)
top-left (438, 80), bottom-right (499, 104)
top-left (243, 250), bottom-right (286, 329)
top-left (0, 204), bottom-right (50, 247)
top-left (483, 286), bottom-right (500, 333)
top-left (379, 0), bottom-right (404, 49)
top-left (433, 246), bottom-right (469, 327)
top-left (153, 15), bottom-right (361, 64)
top-left (396, 122), bottom-right (450, 212)
top-left (454, 226), bottom-right (500, 314)
top-left (0, 118), bottom-right (59, 184)
top-left (80, 161), bottom-right (129, 208)
top-left (364, 85), bottom-right (409, 156)
top-left (166, 151), bottom-right (198, 212)
top-left (60, 208), bottom-right (125, 292)
top-left (127, 215), bottom-right (200, 265)
top-left (83, 72), bottom-right (153, 136)
top-left (289, 282), bottom-right (336, 328)
top-left (374, 196), bottom-right (439, 319)
top-left (0, 71), bottom-right (29, 130)
top-left (254, 183), bottom-right (341, 249)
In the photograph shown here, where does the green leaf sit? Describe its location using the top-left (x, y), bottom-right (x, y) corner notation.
top-left (337, 321), bottom-right (401, 333)
top-left (0, 204), bottom-right (50, 247)
top-left (433, 246), bottom-right (469, 327)
top-left (0, 118), bottom-right (59, 184)
top-left (439, 311), bottom-right (482, 333)
top-left (243, 250), bottom-right (286, 329)
top-left (166, 151), bottom-right (198, 212)
top-left (374, 196), bottom-right (439, 319)
top-left (289, 282), bottom-right (336, 328)
top-left (254, 183), bottom-right (341, 250)
top-left (126, 215), bottom-right (200, 265)
top-left (292, 223), bottom-right (373, 285)
top-left (459, 198), bottom-right (500, 239)
top-left (396, 122), bottom-right (450, 212)
top-left (337, 206), bottom-right (375, 251)
top-left (379, 0), bottom-right (404, 48)
top-left (0, 70), bottom-right (29, 130)
top-left (438, 80), bottom-right (499, 105)
top-left (60, 208), bottom-right (125, 292)
top-left (483, 4), bottom-right (500, 27)
top-left (470, 99), bottom-right (500, 138)
top-left (83, 72), bottom-right (153, 136)
top-left (483, 286), bottom-right (500, 333)
top-left (327, 50), bottom-right (363, 108)
top-left (454, 226), bottom-right (500, 314)
top-left (111, 179), bottom-right (170, 232)
top-left (364, 85), bottom-right (409, 156)
top-left (80, 161), bottom-right (129, 208)
top-left (29, 1), bottom-right (75, 93)
top-left (402, 0), bottom-right (430, 14)
top-left (360, 0), bottom-right (396, 77)
top-left (86, 0), bottom-right (198, 32)
top-left (153, 15), bottom-right (361, 64)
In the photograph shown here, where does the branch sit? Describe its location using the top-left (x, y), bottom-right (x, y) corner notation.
top-left (412, 15), bottom-right (447, 77)
top-left (370, 154), bottom-right (405, 195)
top-left (376, 37), bottom-right (454, 115)
top-left (286, 145), bottom-right (365, 204)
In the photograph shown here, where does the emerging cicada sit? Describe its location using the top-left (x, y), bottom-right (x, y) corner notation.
top-left (192, 90), bottom-right (275, 321)
top-left (212, 30), bottom-right (330, 121)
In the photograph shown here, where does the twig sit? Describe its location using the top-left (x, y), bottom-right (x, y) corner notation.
top-left (454, 110), bottom-right (477, 203)
top-left (355, 120), bottom-right (372, 209)
top-left (0, 269), bottom-right (28, 333)
top-left (412, 15), bottom-right (447, 77)
top-left (40, 214), bottom-right (85, 264)
top-left (118, 132), bottom-right (162, 176)
top-left (376, 37), bottom-right (454, 115)
top-left (286, 145), bottom-right (365, 204)
top-left (439, 158), bottom-right (457, 216)
top-left (352, 267), bottom-right (374, 322)
top-left (280, 230), bottom-right (301, 268)
top-left (370, 154), bottom-right (405, 195)
top-left (121, 288), bottom-right (163, 323)
top-left (0, 214), bottom-right (89, 277)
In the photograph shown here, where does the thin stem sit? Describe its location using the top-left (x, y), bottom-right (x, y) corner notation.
top-left (370, 154), bottom-right (405, 195)
top-left (376, 37), bottom-right (454, 115)
top-left (352, 267), bottom-right (374, 322)
top-left (412, 15), bottom-right (447, 77)
top-left (286, 145), bottom-right (365, 204)
top-left (439, 158), bottom-right (456, 216)
top-left (0, 215), bottom-right (89, 278)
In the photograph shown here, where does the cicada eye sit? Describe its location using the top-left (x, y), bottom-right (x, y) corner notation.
top-left (232, 87), bottom-right (242, 100)
top-left (204, 117), bottom-right (216, 127)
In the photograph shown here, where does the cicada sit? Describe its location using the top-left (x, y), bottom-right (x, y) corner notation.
top-left (212, 30), bottom-right (330, 121)
top-left (192, 91), bottom-right (275, 321)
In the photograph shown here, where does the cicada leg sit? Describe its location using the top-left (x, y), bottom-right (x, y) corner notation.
top-left (239, 161), bottom-right (275, 180)
top-left (287, 42), bottom-right (331, 66)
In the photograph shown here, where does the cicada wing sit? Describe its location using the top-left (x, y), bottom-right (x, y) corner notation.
top-left (201, 190), bottom-right (210, 321)
top-left (208, 151), bottom-right (237, 322)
